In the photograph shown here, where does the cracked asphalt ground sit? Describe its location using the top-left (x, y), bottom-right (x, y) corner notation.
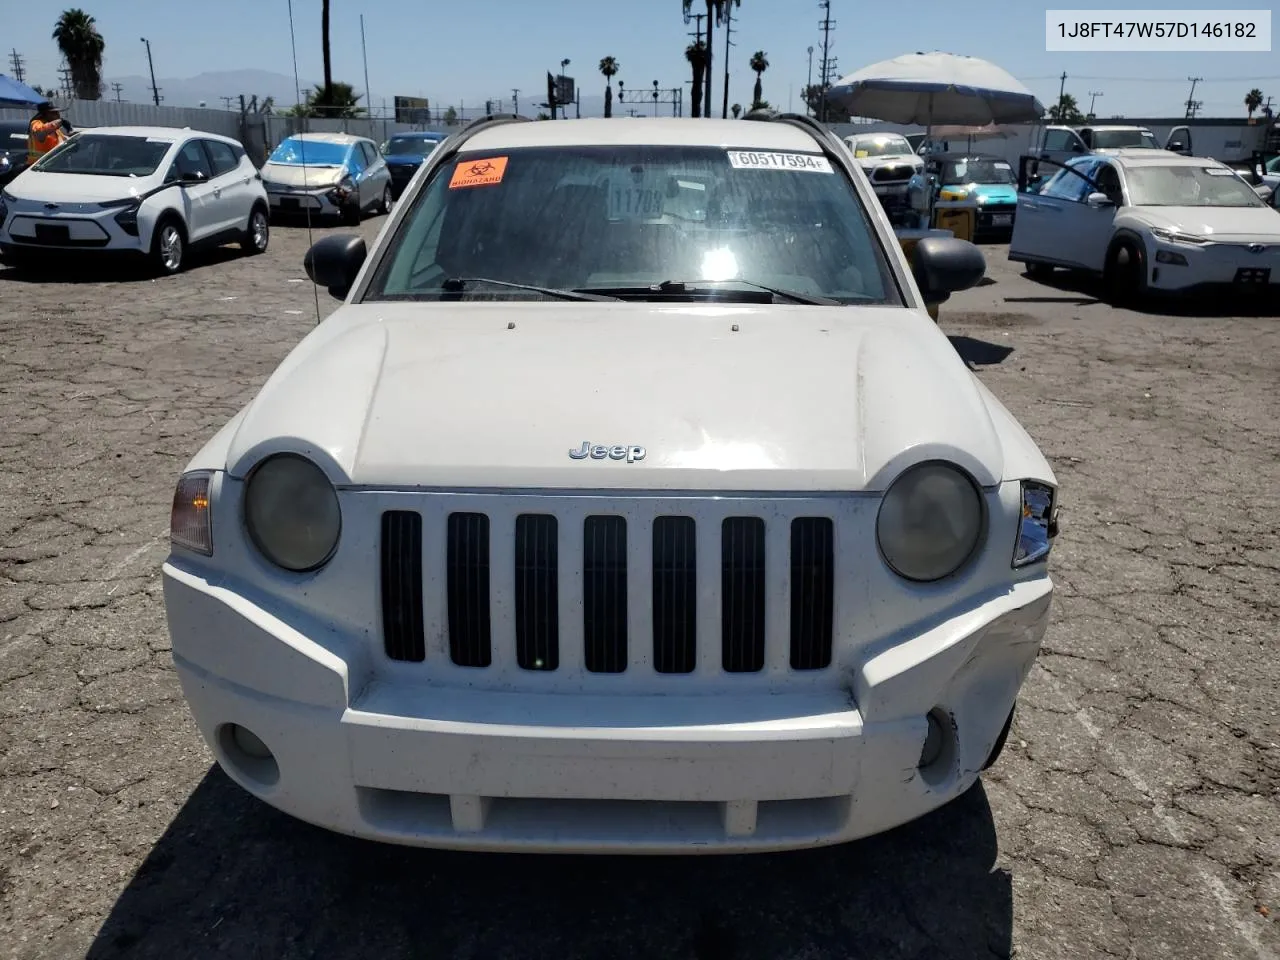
top-left (1, 217), bottom-right (1278, 960)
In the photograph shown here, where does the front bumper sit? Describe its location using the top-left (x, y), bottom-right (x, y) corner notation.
top-left (1147, 239), bottom-right (1280, 295)
top-left (266, 186), bottom-right (346, 216)
top-left (163, 563), bottom-right (1052, 853)
top-left (0, 202), bottom-right (146, 253)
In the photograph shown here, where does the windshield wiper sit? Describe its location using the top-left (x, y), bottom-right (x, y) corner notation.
top-left (439, 277), bottom-right (621, 301)
top-left (578, 279), bottom-right (844, 306)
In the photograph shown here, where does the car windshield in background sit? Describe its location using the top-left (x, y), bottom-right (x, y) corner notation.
top-left (1092, 130), bottom-right (1159, 149)
top-left (364, 144), bottom-right (899, 306)
top-left (942, 159), bottom-right (1015, 185)
top-left (849, 137), bottom-right (912, 158)
top-left (268, 139), bottom-right (350, 166)
top-left (32, 134), bottom-right (171, 177)
top-left (386, 136), bottom-right (442, 156)
top-left (1126, 165), bottom-right (1265, 208)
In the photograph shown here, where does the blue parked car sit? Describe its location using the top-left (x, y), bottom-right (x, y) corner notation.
top-left (926, 153), bottom-right (1020, 240)
top-left (382, 130), bottom-right (447, 199)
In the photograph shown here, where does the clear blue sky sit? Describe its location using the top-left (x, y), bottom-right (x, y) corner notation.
top-left (7, 0), bottom-right (1279, 118)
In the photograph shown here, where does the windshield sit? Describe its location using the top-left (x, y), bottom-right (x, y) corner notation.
top-left (31, 134), bottom-right (171, 177)
top-left (386, 136), bottom-right (442, 156)
top-left (363, 144), bottom-right (898, 305)
top-left (941, 158), bottom-right (1015, 185)
top-left (848, 136), bottom-right (912, 158)
top-left (1126, 164), bottom-right (1265, 207)
top-left (268, 138), bottom-right (350, 166)
top-left (1092, 129), bottom-right (1159, 149)
top-left (1, 124), bottom-right (26, 155)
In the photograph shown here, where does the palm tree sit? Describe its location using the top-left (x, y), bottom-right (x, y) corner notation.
top-left (1246, 88), bottom-right (1264, 118)
top-left (600, 56), bottom-right (619, 118)
top-left (685, 41), bottom-right (708, 118)
top-left (684, 0), bottom-right (728, 118)
top-left (307, 81), bottom-right (364, 119)
top-left (321, 0), bottom-right (333, 106)
top-left (719, 0), bottom-right (741, 119)
top-left (52, 9), bottom-right (105, 100)
top-left (749, 50), bottom-right (769, 109)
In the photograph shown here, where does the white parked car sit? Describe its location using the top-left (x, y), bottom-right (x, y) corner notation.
top-left (261, 132), bottom-right (392, 225)
top-left (0, 125), bottom-right (269, 274)
top-left (162, 115), bottom-right (1059, 854)
top-left (842, 132), bottom-right (924, 226)
top-left (1010, 151), bottom-right (1280, 301)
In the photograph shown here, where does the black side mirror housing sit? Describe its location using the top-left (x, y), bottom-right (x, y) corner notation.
top-left (180, 169), bottom-right (207, 184)
top-left (911, 236), bottom-right (986, 305)
top-left (304, 234), bottom-right (368, 300)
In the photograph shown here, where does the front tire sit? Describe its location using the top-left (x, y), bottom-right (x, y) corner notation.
top-left (150, 217), bottom-right (186, 276)
top-left (379, 185), bottom-right (393, 215)
top-left (1105, 239), bottom-right (1145, 305)
top-left (1025, 261), bottom-right (1054, 279)
top-left (241, 206), bottom-right (269, 255)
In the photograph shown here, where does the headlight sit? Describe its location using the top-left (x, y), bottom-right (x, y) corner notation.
top-left (876, 462), bottom-right (985, 582)
top-left (243, 454), bottom-right (341, 572)
top-left (1150, 226), bottom-right (1209, 245)
top-left (99, 197), bottom-right (142, 235)
top-left (171, 471), bottom-right (214, 555)
top-left (1013, 481), bottom-right (1058, 568)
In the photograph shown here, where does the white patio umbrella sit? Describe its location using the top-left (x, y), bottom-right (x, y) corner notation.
top-left (827, 52), bottom-right (1044, 126)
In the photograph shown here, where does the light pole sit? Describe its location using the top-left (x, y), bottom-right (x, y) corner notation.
top-left (806, 46), bottom-right (814, 116)
top-left (140, 37), bottom-right (159, 106)
top-left (560, 59), bottom-right (570, 118)
top-left (653, 80), bottom-right (659, 117)
top-left (1087, 90), bottom-right (1103, 118)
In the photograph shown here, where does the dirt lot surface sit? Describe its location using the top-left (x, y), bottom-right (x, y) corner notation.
top-left (1, 219), bottom-right (1278, 960)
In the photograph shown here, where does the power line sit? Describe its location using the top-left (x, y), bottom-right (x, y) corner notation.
top-left (1184, 76), bottom-right (1203, 118)
top-left (8, 49), bottom-right (25, 83)
top-left (817, 0), bottom-right (836, 122)
top-left (1023, 73), bottom-right (1280, 83)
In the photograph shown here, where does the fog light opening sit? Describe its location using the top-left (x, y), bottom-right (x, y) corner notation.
top-left (917, 708), bottom-right (957, 787)
top-left (217, 723), bottom-right (280, 788)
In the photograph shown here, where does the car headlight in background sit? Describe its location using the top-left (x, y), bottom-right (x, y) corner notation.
top-left (171, 471), bottom-right (214, 555)
top-left (1149, 226), bottom-right (1209, 246)
top-left (243, 454), bottom-right (341, 572)
top-left (877, 462), bottom-right (985, 582)
top-left (1013, 481), bottom-right (1058, 568)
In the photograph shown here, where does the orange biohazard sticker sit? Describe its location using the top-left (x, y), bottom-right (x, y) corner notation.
top-left (449, 156), bottom-right (509, 188)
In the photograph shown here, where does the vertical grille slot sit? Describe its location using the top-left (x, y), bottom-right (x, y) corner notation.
top-left (515, 514), bottom-right (559, 671)
top-left (721, 517), bottom-right (766, 673)
top-left (380, 511), bottom-right (425, 662)
top-left (790, 518), bottom-right (834, 670)
top-left (447, 512), bottom-right (492, 667)
top-left (583, 515), bottom-right (627, 673)
top-left (652, 516), bottom-right (697, 674)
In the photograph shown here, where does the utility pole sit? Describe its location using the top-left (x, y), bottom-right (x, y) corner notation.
top-left (140, 38), bottom-right (160, 106)
top-left (1184, 76), bottom-right (1202, 118)
top-left (360, 15), bottom-right (372, 125)
top-left (806, 46), bottom-right (814, 116)
top-left (512, 88), bottom-right (520, 115)
top-left (220, 95), bottom-right (234, 111)
top-left (721, 0), bottom-right (735, 118)
top-left (57, 61), bottom-right (73, 100)
top-left (1087, 90), bottom-right (1102, 117)
top-left (8, 49), bottom-right (25, 83)
top-left (818, 0), bottom-right (836, 122)
top-left (687, 12), bottom-right (706, 119)
top-left (112, 82), bottom-right (124, 102)
top-left (1056, 71), bottom-right (1067, 118)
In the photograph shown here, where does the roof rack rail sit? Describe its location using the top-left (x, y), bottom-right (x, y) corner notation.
top-left (744, 109), bottom-right (848, 155)
top-left (434, 113), bottom-right (532, 155)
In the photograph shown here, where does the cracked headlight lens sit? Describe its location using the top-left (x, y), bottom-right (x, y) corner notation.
top-left (171, 471), bottom-right (213, 556)
top-left (243, 454), bottom-right (341, 572)
top-left (877, 462), bottom-right (985, 582)
top-left (1014, 481), bottom-right (1058, 568)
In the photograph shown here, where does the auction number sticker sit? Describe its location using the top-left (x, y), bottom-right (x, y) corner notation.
top-left (727, 151), bottom-right (833, 173)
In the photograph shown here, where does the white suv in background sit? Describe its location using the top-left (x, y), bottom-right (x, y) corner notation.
top-left (0, 125), bottom-right (270, 275)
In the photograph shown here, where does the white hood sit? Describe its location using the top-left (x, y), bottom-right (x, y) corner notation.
top-left (856, 153), bottom-right (919, 169)
top-left (7, 170), bottom-right (150, 203)
top-left (1130, 205), bottom-right (1280, 243)
top-left (224, 304), bottom-right (1006, 492)
top-left (261, 163), bottom-right (346, 189)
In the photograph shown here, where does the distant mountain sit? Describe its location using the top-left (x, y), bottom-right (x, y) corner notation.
top-left (101, 70), bottom-right (316, 109)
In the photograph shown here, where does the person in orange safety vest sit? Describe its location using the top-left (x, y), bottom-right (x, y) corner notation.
top-left (27, 101), bottom-right (69, 165)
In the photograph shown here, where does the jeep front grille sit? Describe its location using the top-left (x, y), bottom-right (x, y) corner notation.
top-left (380, 509), bottom-right (837, 674)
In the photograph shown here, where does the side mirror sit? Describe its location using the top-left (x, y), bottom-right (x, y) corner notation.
top-left (1085, 191), bottom-right (1115, 208)
top-left (304, 234), bottom-right (367, 300)
top-left (1070, 142), bottom-right (1086, 153)
top-left (911, 236), bottom-right (986, 304)
top-left (1167, 140), bottom-right (1187, 153)
top-left (179, 169), bottom-right (208, 185)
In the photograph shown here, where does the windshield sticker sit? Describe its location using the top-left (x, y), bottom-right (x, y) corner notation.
top-left (854, 149), bottom-right (869, 158)
top-left (727, 151), bottom-right (833, 173)
top-left (995, 162), bottom-right (1012, 170)
top-left (1204, 167), bottom-right (1235, 176)
top-left (449, 156), bottom-right (509, 188)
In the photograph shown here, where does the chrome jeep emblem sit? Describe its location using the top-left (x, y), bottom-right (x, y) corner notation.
top-left (570, 442), bottom-right (646, 463)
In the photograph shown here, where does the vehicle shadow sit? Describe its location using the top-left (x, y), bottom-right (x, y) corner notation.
top-left (0, 247), bottom-right (245, 284)
top-left (1017, 266), bottom-right (1279, 317)
top-left (86, 768), bottom-right (1012, 960)
top-left (950, 335), bottom-right (1014, 366)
